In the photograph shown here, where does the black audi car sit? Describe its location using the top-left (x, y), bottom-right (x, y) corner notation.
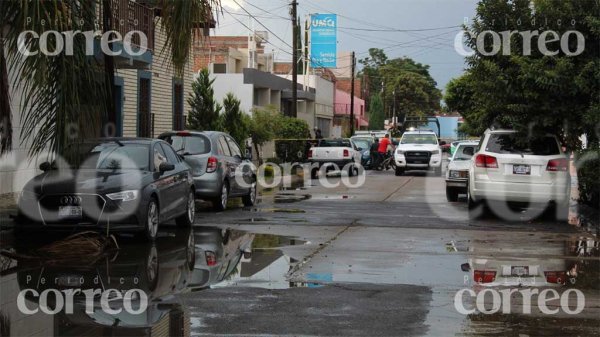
top-left (15, 138), bottom-right (195, 240)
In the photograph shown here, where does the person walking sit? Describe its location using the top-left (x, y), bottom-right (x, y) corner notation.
top-left (314, 127), bottom-right (323, 140)
top-left (370, 138), bottom-right (380, 169)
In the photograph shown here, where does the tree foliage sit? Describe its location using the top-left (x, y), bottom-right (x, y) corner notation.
top-left (446, 0), bottom-right (600, 149)
top-left (368, 94), bottom-right (385, 130)
top-left (359, 48), bottom-right (441, 120)
top-left (187, 69), bottom-right (223, 131)
top-left (275, 117), bottom-right (311, 139)
top-left (221, 92), bottom-right (248, 146)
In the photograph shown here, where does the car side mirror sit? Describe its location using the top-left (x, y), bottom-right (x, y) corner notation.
top-left (159, 162), bottom-right (175, 172)
top-left (39, 162), bottom-right (52, 172)
top-left (244, 149), bottom-right (253, 161)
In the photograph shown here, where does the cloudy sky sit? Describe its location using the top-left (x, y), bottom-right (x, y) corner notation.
top-left (214, 0), bottom-right (479, 90)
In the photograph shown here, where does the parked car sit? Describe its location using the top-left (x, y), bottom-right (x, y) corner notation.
top-left (394, 130), bottom-right (445, 176)
top-left (445, 141), bottom-right (479, 201)
top-left (467, 129), bottom-right (570, 220)
top-left (15, 138), bottom-right (195, 240)
top-left (159, 131), bottom-right (257, 211)
top-left (308, 139), bottom-right (362, 178)
top-left (350, 136), bottom-right (374, 169)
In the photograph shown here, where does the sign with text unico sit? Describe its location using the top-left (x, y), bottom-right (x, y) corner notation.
top-left (310, 14), bottom-right (337, 68)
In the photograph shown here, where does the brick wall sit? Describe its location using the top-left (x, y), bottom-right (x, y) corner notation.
top-left (335, 78), bottom-right (363, 99)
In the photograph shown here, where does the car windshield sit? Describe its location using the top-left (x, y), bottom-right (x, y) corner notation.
top-left (62, 142), bottom-right (150, 170)
top-left (319, 140), bottom-right (352, 147)
top-left (401, 134), bottom-right (438, 145)
top-left (353, 140), bottom-right (370, 150)
top-left (161, 135), bottom-right (211, 155)
top-left (486, 134), bottom-right (560, 156)
top-left (453, 145), bottom-right (476, 160)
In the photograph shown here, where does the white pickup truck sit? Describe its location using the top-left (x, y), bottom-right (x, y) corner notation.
top-left (394, 130), bottom-right (445, 176)
top-left (308, 139), bottom-right (362, 178)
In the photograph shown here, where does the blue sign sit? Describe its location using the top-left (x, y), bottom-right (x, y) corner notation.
top-left (310, 14), bottom-right (337, 68)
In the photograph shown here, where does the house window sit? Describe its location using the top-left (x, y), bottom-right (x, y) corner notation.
top-left (137, 71), bottom-right (152, 137)
top-left (173, 78), bottom-right (184, 131)
top-left (213, 63), bottom-right (227, 74)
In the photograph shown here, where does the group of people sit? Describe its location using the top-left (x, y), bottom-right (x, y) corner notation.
top-left (369, 134), bottom-right (394, 169)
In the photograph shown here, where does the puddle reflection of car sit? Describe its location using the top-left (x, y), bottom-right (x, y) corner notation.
top-left (190, 227), bottom-right (254, 289)
top-left (15, 138), bottom-right (196, 240)
top-left (465, 239), bottom-right (573, 287)
top-left (17, 229), bottom-right (196, 329)
top-left (445, 142), bottom-right (478, 202)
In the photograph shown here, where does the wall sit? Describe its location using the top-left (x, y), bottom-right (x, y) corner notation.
top-left (118, 18), bottom-right (194, 137)
top-left (211, 73), bottom-right (254, 115)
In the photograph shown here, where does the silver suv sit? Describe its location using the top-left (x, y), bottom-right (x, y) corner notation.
top-left (159, 131), bottom-right (257, 211)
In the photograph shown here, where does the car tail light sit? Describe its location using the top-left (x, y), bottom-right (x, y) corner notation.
top-left (206, 156), bottom-right (218, 173)
top-left (176, 131), bottom-right (191, 136)
top-left (547, 158), bottom-right (568, 172)
top-left (308, 150), bottom-right (313, 159)
top-left (343, 149), bottom-right (350, 157)
top-left (473, 270), bottom-right (496, 283)
top-left (205, 251), bottom-right (217, 266)
top-left (475, 154), bottom-right (498, 168)
top-left (544, 271), bottom-right (566, 284)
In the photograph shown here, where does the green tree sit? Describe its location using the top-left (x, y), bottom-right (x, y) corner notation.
top-left (275, 117), bottom-right (311, 139)
top-left (368, 94), bottom-right (385, 130)
top-left (450, 0), bottom-right (599, 148)
top-left (187, 69), bottom-right (223, 131)
top-left (0, 0), bottom-right (220, 156)
top-left (248, 106), bottom-right (281, 164)
top-left (221, 93), bottom-right (249, 146)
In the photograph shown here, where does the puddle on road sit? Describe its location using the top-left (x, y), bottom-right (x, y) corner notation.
top-left (1, 225), bottom-right (598, 336)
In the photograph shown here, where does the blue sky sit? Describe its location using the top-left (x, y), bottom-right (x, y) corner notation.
top-left (216, 0), bottom-right (480, 90)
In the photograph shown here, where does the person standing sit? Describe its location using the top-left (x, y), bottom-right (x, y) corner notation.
top-left (370, 138), bottom-right (380, 168)
top-left (378, 134), bottom-right (391, 156)
top-left (314, 127), bottom-right (323, 140)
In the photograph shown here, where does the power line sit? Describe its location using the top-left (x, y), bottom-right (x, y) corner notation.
top-left (337, 25), bottom-right (462, 33)
top-left (231, 0), bottom-right (293, 49)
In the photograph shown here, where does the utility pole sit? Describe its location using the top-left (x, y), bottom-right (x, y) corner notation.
top-left (350, 51), bottom-right (356, 136)
top-left (291, 0), bottom-right (298, 118)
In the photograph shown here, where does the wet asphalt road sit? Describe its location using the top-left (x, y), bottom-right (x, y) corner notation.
top-left (185, 170), bottom-right (600, 337)
top-left (1, 169), bottom-right (598, 336)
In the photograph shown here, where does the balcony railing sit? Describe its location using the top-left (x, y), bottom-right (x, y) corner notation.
top-left (100, 0), bottom-right (155, 52)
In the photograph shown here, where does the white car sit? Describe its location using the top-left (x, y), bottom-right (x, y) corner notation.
top-left (394, 130), bottom-right (444, 176)
top-left (445, 141), bottom-right (479, 201)
top-left (308, 139), bottom-right (362, 178)
top-left (468, 129), bottom-right (570, 219)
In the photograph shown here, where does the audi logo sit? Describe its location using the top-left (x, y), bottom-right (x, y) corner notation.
top-left (60, 196), bottom-right (83, 205)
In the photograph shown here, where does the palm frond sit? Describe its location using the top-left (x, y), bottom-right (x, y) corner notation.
top-left (0, 38), bottom-right (12, 155)
top-left (158, 0), bottom-right (221, 77)
top-left (1, 0), bottom-right (110, 157)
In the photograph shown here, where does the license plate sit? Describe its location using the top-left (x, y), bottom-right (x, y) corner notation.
top-left (58, 206), bottom-right (82, 218)
top-left (511, 266), bottom-right (529, 276)
top-left (513, 164), bottom-right (531, 175)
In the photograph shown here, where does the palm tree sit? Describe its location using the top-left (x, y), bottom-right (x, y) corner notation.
top-left (0, 0), bottom-right (221, 157)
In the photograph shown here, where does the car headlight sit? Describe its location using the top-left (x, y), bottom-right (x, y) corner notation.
top-left (449, 170), bottom-right (468, 179)
top-left (363, 150), bottom-right (370, 156)
top-left (431, 150), bottom-right (440, 155)
top-left (107, 190), bottom-right (139, 201)
top-left (20, 189), bottom-right (39, 201)
top-left (396, 150), bottom-right (404, 155)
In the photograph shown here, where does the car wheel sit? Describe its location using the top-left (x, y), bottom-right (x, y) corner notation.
top-left (348, 165), bottom-right (355, 177)
top-left (395, 167), bottom-right (404, 176)
top-left (143, 198), bottom-right (159, 241)
top-left (212, 182), bottom-right (229, 211)
top-left (446, 186), bottom-right (459, 202)
top-left (176, 190), bottom-right (195, 227)
top-left (468, 188), bottom-right (487, 219)
top-left (242, 180), bottom-right (257, 207)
